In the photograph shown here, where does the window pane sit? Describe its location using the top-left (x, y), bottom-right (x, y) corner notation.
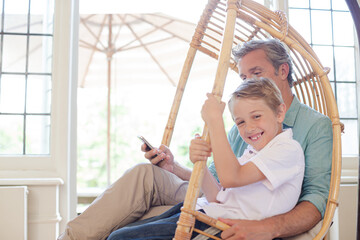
top-left (0, 74), bottom-right (26, 113)
top-left (28, 35), bottom-right (53, 73)
top-left (333, 12), bottom-right (354, 46)
top-left (3, 0), bottom-right (29, 33)
top-left (312, 45), bottom-right (334, 80)
top-left (334, 47), bottom-right (355, 82)
top-left (332, 0), bottom-right (349, 11)
top-left (26, 75), bottom-right (51, 113)
top-left (2, 35), bottom-right (27, 72)
top-left (336, 83), bottom-right (357, 118)
top-left (30, 0), bottom-right (54, 34)
top-left (311, 10), bottom-right (332, 45)
top-left (0, 1), bottom-right (3, 31)
top-left (341, 120), bottom-right (359, 155)
top-left (311, 0), bottom-right (331, 10)
top-left (26, 115), bottom-right (50, 154)
top-left (0, 0), bottom-right (54, 156)
top-left (289, 9), bottom-right (311, 43)
top-left (288, 0), bottom-right (309, 8)
top-left (0, 115), bottom-right (23, 154)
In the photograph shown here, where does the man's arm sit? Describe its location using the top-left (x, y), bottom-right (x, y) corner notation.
top-left (172, 160), bottom-right (193, 181)
top-left (220, 201), bottom-right (321, 240)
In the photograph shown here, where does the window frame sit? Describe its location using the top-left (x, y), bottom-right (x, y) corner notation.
top-left (0, 0), bottom-right (78, 179)
top-left (0, 0), bottom-right (54, 156)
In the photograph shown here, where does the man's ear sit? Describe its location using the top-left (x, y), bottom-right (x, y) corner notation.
top-left (279, 63), bottom-right (290, 81)
top-left (277, 103), bottom-right (286, 123)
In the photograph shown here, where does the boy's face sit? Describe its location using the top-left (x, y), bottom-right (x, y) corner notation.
top-left (230, 98), bottom-right (285, 151)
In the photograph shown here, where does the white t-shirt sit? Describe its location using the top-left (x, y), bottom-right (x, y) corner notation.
top-left (197, 128), bottom-right (304, 220)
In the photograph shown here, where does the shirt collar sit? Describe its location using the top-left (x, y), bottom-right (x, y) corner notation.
top-left (245, 144), bottom-right (257, 155)
top-left (283, 95), bottom-right (301, 129)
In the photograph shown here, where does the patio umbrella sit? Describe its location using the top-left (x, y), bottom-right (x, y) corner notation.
top-left (78, 13), bottom-right (196, 185)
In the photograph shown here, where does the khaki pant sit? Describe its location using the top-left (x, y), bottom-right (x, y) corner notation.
top-left (58, 163), bottom-right (188, 240)
top-left (58, 163), bottom-right (321, 240)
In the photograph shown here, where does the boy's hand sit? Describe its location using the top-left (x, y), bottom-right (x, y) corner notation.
top-left (189, 134), bottom-right (212, 164)
top-left (201, 93), bottom-right (226, 126)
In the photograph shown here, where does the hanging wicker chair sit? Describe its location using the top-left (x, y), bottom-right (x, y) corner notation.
top-left (158, 0), bottom-right (342, 239)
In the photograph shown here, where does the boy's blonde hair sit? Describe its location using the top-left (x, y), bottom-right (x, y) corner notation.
top-left (228, 77), bottom-right (284, 115)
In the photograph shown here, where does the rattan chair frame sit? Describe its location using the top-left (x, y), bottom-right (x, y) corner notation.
top-left (158, 0), bottom-right (341, 239)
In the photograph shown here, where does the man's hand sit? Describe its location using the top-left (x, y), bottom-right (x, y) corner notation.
top-left (141, 144), bottom-right (175, 173)
top-left (219, 201), bottom-right (321, 240)
top-left (219, 218), bottom-right (274, 240)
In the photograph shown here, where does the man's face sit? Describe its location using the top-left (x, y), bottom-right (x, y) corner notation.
top-left (237, 49), bottom-right (282, 89)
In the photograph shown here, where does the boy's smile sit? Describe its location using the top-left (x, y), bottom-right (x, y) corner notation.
top-left (248, 132), bottom-right (263, 141)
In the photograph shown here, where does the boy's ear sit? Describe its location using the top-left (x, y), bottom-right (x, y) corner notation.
top-left (277, 103), bottom-right (286, 122)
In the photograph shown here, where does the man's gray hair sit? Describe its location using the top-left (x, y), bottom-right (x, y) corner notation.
top-left (232, 39), bottom-right (294, 87)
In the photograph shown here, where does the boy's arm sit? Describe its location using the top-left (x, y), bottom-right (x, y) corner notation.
top-left (189, 135), bottom-right (221, 201)
top-left (202, 94), bottom-right (265, 188)
top-left (202, 167), bottom-right (222, 202)
top-left (206, 117), bottom-right (265, 188)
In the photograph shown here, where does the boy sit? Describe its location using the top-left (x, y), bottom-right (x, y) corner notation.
top-left (193, 77), bottom-right (304, 221)
top-left (107, 78), bottom-right (304, 240)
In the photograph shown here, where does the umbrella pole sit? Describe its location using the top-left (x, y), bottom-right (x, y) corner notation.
top-left (107, 57), bottom-right (111, 186)
top-left (106, 14), bottom-right (113, 186)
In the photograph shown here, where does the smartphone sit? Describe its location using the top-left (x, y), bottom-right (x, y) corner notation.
top-left (137, 135), bottom-right (155, 151)
top-left (137, 135), bottom-right (160, 161)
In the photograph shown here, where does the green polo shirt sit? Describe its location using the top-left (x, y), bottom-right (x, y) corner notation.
top-left (208, 96), bottom-right (333, 217)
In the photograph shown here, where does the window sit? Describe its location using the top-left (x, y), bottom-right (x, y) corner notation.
top-left (287, 0), bottom-right (359, 156)
top-left (0, 0), bottom-right (76, 177)
top-left (0, 0), bottom-right (78, 228)
top-left (0, 0), bottom-right (54, 155)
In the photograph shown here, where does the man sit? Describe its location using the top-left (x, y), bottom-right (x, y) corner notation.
top-left (215, 40), bottom-right (332, 239)
top-left (58, 39), bottom-right (332, 240)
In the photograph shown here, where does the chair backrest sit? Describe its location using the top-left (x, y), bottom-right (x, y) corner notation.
top-left (162, 0), bottom-right (342, 239)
